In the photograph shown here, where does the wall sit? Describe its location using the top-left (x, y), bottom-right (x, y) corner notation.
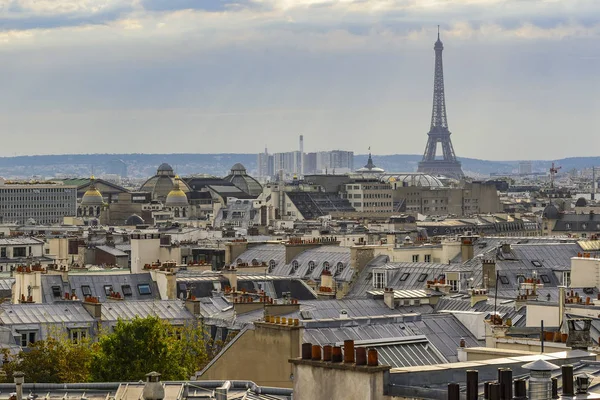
top-left (130, 236), bottom-right (161, 273)
top-left (12, 271), bottom-right (43, 304)
top-left (525, 303), bottom-right (560, 327)
top-left (199, 322), bottom-right (302, 388)
top-left (291, 361), bottom-right (391, 400)
top-left (570, 257), bottom-right (600, 289)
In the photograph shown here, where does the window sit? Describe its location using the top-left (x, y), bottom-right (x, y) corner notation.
top-left (308, 261), bottom-right (316, 274)
top-left (531, 260), bottom-right (543, 268)
top-left (20, 332), bottom-right (36, 347)
top-left (400, 273), bottom-right (410, 281)
top-left (517, 275), bottom-right (525, 284)
top-left (69, 329), bottom-right (87, 344)
top-left (417, 273), bottom-right (428, 282)
top-left (51, 286), bottom-right (61, 298)
top-left (268, 259), bottom-right (276, 272)
top-left (373, 271), bottom-right (386, 289)
top-left (290, 260), bottom-right (299, 275)
top-left (103, 285), bottom-right (113, 296)
top-left (424, 254), bottom-right (431, 263)
top-left (81, 285), bottom-right (92, 297)
top-left (540, 275), bottom-right (551, 284)
top-left (323, 261), bottom-right (330, 271)
top-left (122, 285), bottom-right (132, 296)
top-left (499, 275), bottom-right (509, 285)
top-left (138, 284), bottom-right (152, 295)
top-left (412, 255), bottom-right (419, 262)
top-left (562, 272), bottom-right (571, 287)
top-left (13, 247), bottom-right (26, 257)
top-left (413, 299), bottom-right (421, 306)
top-left (335, 262), bottom-right (344, 276)
top-left (0, 247), bottom-right (5, 258)
top-left (449, 280), bottom-right (459, 292)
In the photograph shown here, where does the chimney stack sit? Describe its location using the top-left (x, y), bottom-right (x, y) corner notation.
top-left (383, 287), bottom-right (395, 309)
top-left (562, 364), bottom-right (574, 397)
top-left (482, 259), bottom-right (497, 289)
top-left (461, 237), bottom-right (474, 262)
top-left (13, 371), bottom-right (24, 400)
top-left (566, 318), bottom-right (592, 350)
top-left (448, 383), bottom-right (460, 400)
top-left (344, 340), bottom-right (355, 363)
top-left (466, 370), bottom-right (478, 400)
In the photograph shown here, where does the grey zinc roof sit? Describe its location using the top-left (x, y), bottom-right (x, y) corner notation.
top-left (100, 300), bottom-right (194, 324)
top-left (41, 273), bottom-right (161, 304)
top-left (232, 244), bottom-right (286, 267)
top-left (95, 245), bottom-right (128, 257)
top-left (435, 297), bottom-right (526, 327)
top-left (271, 246), bottom-right (353, 282)
top-left (302, 313), bottom-right (480, 365)
top-left (346, 260), bottom-right (449, 299)
top-left (0, 302), bottom-right (95, 325)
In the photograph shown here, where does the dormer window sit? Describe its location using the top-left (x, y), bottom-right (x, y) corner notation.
top-left (268, 260), bottom-right (276, 273)
top-left (323, 262), bottom-right (330, 272)
top-left (308, 261), bottom-right (316, 274)
top-left (399, 273), bottom-right (410, 281)
top-left (335, 262), bottom-right (344, 276)
top-left (290, 260), bottom-right (299, 274)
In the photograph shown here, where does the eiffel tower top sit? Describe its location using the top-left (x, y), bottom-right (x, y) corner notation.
top-left (430, 26), bottom-right (448, 131)
top-left (435, 25), bottom-right (443, 50)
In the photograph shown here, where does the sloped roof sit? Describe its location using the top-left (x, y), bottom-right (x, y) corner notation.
top-left (100, 300), bottom-right (193, 324)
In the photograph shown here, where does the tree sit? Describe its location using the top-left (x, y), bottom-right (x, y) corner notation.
top-left (2, 334), bottom-right (93, 383)
top-left (90, 316), bottom-right (208, 382)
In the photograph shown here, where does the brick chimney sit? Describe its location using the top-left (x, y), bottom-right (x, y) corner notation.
top-left (82, 297), bottom-right (102, 319)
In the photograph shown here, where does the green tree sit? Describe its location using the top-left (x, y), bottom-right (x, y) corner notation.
top-left (2, 334), bottom-right (93, 383)
top-left (90, 316), bottom-right (208, 382)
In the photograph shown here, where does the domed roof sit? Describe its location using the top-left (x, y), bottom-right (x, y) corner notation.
top-left (81, 176), bottom-right (104, 206)
top-left (231, 163), bottom-right (247, 173)
top-left (140, 164), bottom-right (190, 201)
top-left (125, 214), bottom-right (145, 226)
top-left (157, 163), bottom-right (174, 176)
top-left (575, 197), bottom-right (588, 207)
top-left (380, 173), bottom-right (444, 188)
top-left (165, 177), bottom-right (189, 207)
top-left (542, 203), bottom-right (560, 219)
top-left (224, 164), bottom-right (262, 197)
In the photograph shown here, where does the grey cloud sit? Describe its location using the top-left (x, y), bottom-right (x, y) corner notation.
top-left (140, 0), bottom-right (264, 12)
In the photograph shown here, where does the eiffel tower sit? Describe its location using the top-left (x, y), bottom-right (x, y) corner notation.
top-left (417, 28), bottom-right (464, 179)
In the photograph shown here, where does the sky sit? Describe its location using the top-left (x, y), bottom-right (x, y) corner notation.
top-left (0, 0), bottom-right (599, 160)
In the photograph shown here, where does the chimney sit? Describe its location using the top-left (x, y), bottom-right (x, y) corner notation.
top-left (498, 368), bottom-right (512, 400)
top-left (522, 359), bottom-right (559, 400)
top-left (482, 259), bottom-right (496, 289)
top-left (82, 298), bottom-right (102, 319)
top-left (448, 383), bottom-right (460, 400)
top-left (566, 318), bottom-right (592, 350)
top-left (461, 237), bottom-right (474, 262)
top-left (466, 370), bottom-right (478, 400)
top-left (501, 243), bottom-right (511, 253)
top-left (13, 371), bottom-right (24, 400)
top-left (142, 372), bottom-right (165, 400)
top-left (222, 267), bottom-right (237, 293)
top-left (513, 379), bottom-right (527, 400)
top-left (383, 287), bottom-right (395, 309)
top-left (562, 365), bottom-right (574, 397)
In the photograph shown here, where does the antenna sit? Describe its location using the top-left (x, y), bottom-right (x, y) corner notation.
top-left (437, 25), bottom-right (440, 39)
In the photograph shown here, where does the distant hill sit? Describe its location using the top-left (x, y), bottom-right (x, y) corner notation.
top-left (0, 153), bottom-right (598, 179)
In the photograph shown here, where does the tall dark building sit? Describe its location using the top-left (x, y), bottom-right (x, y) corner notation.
top-left (417, 29), bottom-right (464, 180)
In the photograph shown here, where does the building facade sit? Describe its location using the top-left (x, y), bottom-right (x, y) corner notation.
top-left (0, 181), bottom-right (77, 225)
top-left (343, 180), bottom-right (393, 213)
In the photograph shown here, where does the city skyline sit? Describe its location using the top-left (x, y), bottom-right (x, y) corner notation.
top-left (1, 0), bottom-right (599, 160)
